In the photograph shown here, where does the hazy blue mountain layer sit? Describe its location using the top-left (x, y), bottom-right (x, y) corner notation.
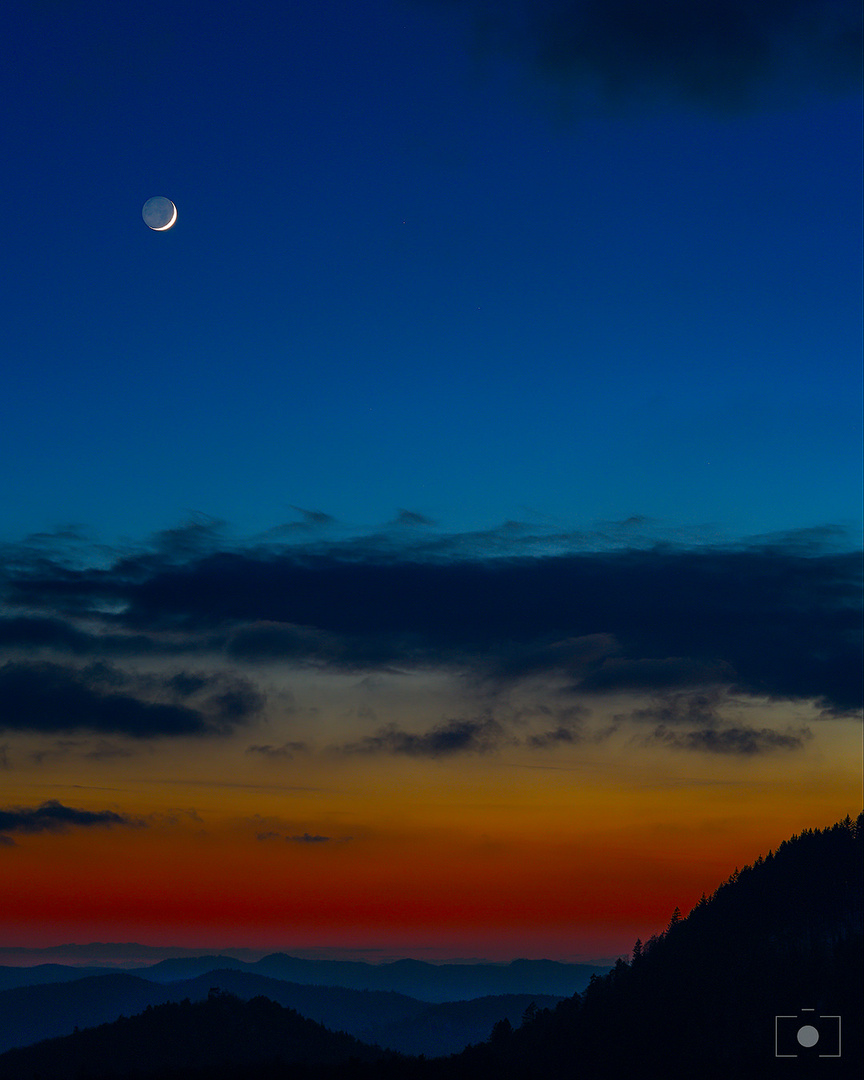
top-left (0, 967), bottom-right (561, 1057)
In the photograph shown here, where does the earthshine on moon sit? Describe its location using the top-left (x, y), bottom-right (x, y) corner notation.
top-left (142, 196), bottom-right (177, 231)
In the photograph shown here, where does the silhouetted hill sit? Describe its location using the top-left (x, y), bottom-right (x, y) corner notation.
top-left (180, 971), bottom-right (427, 1048)
top-left (405, 812), bottom-right (863, 1080)
top-left (0, 989), bottom-right (390, 1080)
top-left (0, 966), bottom-right (561, 1058)
top-left (140, 953), bottom-right (252, 981)
top-left (0, 970), bottom-right (426, 1055)
top-left (0, 973), bottom-right (169, 1053)
top-left (3, 815), bottom-right (856, 1079)
top-left (0, 963), bottom-right (114, 992)
top-left (169, 972), bottom-right (560, 1056)
top-left (359, 993), bottom-right (562, 1057)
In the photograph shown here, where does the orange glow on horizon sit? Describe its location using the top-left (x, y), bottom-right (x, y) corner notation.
top-left (2, 706), bottom-right (859, 962)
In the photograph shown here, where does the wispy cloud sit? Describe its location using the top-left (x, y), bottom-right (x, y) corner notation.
top-left (625, 690), bottom-right (731, 728)
top-left (650, 724), bottom-right (812, 755)
top-left (341, 715), bottom-right (507, 757)
top-left (255, 830), bottom-right (352, 844)
top-left (623, 689), bottom-right (815, 755)
top-left (528, 724), bottom-right (584, 749)
top-left (246, 741), bottom-right (308, 759)
top-left (391, 509), bottom-right (436, 527)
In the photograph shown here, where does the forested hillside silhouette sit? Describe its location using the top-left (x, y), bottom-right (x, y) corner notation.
top-left (0, 989), bottom-right (392, 1079)
top-left (1, 813), bottom-right (859, 1080)
top-left (0, 965), bottom-right (561, 1058)
top-left (414, 811), bottom-right (863, 1080)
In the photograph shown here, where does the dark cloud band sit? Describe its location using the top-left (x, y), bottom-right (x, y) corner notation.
top-left (0, 661), bottom-right (263, 738)
top-left (2, 529), bottom-right (861, 713)
top-left (131, 543), bottom-right (862, 710)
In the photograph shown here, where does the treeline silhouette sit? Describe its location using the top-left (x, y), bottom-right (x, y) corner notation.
top-left (1, 813), bottom-right (860, 1080)
top-left (405, 811), bottom-right (863, 1080)
top-left (0, 988), bottom-right (393, 1080)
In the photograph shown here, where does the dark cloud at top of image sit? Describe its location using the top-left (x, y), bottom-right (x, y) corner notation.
top-left (424, 0), bottom-right (862, 113)
top-left (579, 656), bottom-right (738, 693)
top-left (0, 613), bottom-right (214, 661)
top-left (0, 799), bottom-right (139, 844)
top-left (2, 526), bottom-right (861, 712)
top-left (0, 615), bottom-right (98, 653)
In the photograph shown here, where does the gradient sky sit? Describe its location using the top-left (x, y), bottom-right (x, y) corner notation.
top-left (0, 0), bottom-right (861, 963)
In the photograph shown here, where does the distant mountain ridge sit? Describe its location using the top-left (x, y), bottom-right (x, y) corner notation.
top-left (0, 963), bottom-right (120, 992)
top-left (0, 967), bottom-right (562, 1058)
top-left (1, 814), bottom-right (859, 1079)
top-left (0, 990), bottom-right (389, 1080)
top-left (0, 943), bottom-right (266, 966)
top-left (0, 954), bottom-right (602, 1002)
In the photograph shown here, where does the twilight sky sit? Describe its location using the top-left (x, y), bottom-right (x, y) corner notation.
top-left (0, 0), bottom-right (861, 963)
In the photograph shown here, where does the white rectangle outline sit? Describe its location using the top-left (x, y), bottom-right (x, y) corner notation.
top-left (818, 1015), bottom-right (841, 1058)
top-left (775, 1014), bottom-right (797, 1057)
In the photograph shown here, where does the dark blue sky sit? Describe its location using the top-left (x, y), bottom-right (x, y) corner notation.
top-left (1, 1), bottom-right (861, 962)
top-left (2, 0), bottom-right (861, 543)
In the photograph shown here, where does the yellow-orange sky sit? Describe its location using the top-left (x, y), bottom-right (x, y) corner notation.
top-left (2, 671), bottom-right (858, 961)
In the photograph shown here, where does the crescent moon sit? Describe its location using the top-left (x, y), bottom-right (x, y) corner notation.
top-left (152, 203), bottom-right (177, 230)
top-left (142, 196), bottom-right (177, 231)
